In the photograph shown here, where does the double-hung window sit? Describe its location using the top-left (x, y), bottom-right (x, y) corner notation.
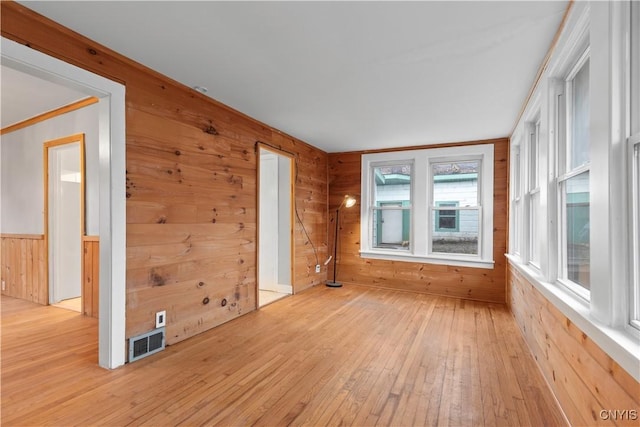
top-left (557, 49), bottom-right (591, 299)
top-left (361, 144), bottom-right (494, 269)
top-left (507, 0), bottom-right (640, 384)
top-left (371, 164), bottom-right (412, 250)
top-left (527, 118), bottom-right (541, 267)
top-left (510, 142), bottom-right (522, 257)
top-left (630, 0), bottom-right (640, 330)
top-left (431, 161), bottom-right (480, 256)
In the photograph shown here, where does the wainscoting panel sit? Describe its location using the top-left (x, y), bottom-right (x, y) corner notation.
top-left (508, 265), bottom-right (640, 426)
top-left (82, 236), bottom-right (99, 318)
top-left (0, 234), bottom-right (47, 305)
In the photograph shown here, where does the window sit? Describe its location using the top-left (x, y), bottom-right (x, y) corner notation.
top-left (432, 161), bottom-right (479, 255)
top-left (435, 201), bottom-right (459, 232)
top-left (507, 0), bottom-right (640, 386)
top-left (632, 143), bottom-right (640, 328)
top-left (360, 144), bottom-right (494, 269)
top-left (371, 164), bottom-right (412, 250)
top-left (510, 141), bottom-right (522, 256)
top-left (558, 51), bottom-right (591, 297)
top-left (527, 119), bottom-right (541, 267)
top-left (630, 0), bottom-right (640, 329)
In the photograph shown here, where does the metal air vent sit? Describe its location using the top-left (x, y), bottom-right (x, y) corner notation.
top-left (128, 327), bottom-right (165, 362)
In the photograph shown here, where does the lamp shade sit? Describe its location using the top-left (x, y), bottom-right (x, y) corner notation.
top-left (344, 196), bottom-right (356, 208)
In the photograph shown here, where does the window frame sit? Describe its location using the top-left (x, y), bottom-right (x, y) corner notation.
top-left (507, 0), bottom-right (640, 382)
top-left (526, 117), bottom-right (542, 269)
top-left (370, 162), bottom-right (414, 251)
top-left (556, 48), bottom-right (591, 301)
top-left (509, 138), bottom-right (523, 258)
top-left (360, 144), bottom-right (494, 269)
top-left (631, 140), bottom-right (640, 330)
top-left (374, 200), bottom-right (411, 248)
top-left (435, 201), bottom-right (460, 232)
top-left (629, 0), bottom-right (640, 331)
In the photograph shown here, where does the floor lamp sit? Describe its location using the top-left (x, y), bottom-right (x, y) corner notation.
top-left (326, 195), bottom-right (356, 287)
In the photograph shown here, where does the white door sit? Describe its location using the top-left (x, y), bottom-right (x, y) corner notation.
top-left (49, 142), bottom-right (82, 303)
top-left (381, 206), bottom-right (403, 244)
top-left (258, 148), bottom-right (293, 305)
top-left (259, 153), bottom-right (279, 292)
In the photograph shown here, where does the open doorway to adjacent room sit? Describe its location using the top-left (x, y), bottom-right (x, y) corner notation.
top-left (1, 37), bottom-right (126, 369)
top-left (257, 145), bottom-right (294, 307)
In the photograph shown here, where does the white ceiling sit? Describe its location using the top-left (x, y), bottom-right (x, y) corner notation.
top-left (15, 1), bottom-right (567, 153)
top-left (1, 65), bottom-right (88, 128)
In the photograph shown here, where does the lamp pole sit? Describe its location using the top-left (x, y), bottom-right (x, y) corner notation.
top-left (327, 207), bottom-right (342, 287)
top-left (327, 195), bottom-right (355, 287)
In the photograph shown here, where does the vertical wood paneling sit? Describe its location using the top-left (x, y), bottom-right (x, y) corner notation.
top-left (0, 235), bottom-right (47, 305)
top-left (508, 265), bottom-right (640, 426)
top-left (328, 138), bottom-right (509, 303)
top-left (1, 2), bottom-right (328, 346)
top-left (82, 237), bottom-right (99, 318)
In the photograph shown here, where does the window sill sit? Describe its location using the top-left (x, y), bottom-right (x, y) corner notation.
top-left (506, 254), bottom-right (640, 382)
top-left (360, 250), bottom-right (495, 269)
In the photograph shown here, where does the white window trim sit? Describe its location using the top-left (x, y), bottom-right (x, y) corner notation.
top-left (629, 0), bottom-right (640, 331)
top-left (360, 144), bottom-right (494, 269)
top-left (540, 4), bottom-right (591, 303)
top-left (507, 255), bottom-right (640, 382)
top-left (508, 1), bottom-right (640, 381)
top-left (631, 138), bottom-right (640, 331)
top-left (526, 117), bottom-right (542, 270)
top-left (509, 136), bottom-right (522, 258)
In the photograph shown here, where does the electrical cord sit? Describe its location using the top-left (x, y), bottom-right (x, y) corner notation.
top-left (255, 141), bottom-right (320, 267)
top-left (293, 158), bottom-right (320, 267)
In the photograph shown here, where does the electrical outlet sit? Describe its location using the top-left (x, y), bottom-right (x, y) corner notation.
top-left (1, 280), bottom-right (5, 291)
top-left (155, 310), bottom-right (166, 328)
top-left (315, 264), bottom-right (321, 273)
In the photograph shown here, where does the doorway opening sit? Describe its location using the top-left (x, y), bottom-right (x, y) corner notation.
top-left (45, 134), bottom-right (85, 312)
top-left (257, 146), bottom-right (294, 307)
top-left (2, 36), bottom-right (126, 369)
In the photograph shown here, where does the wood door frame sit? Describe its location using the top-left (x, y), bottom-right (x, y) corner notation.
top-left (43, 133), bottom-right (86, 306)
top-left (256, 143), bottom-right (295, 307)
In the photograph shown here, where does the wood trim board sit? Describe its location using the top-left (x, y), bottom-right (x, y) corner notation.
top-left (43, 133), bottom-right (86, 306)
top-left (0, 233), bottom-right (44, 240)
top-left (1, 97), bottom-right (98, 136)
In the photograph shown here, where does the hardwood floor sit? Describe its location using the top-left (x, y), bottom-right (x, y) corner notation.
top-left (1, 285), bottom-right (566, 426)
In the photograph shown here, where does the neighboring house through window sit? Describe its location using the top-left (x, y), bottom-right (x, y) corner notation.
top-left (361, 143), bottom-right (494, 269)
top-left (372, 165), bottom-right (412, 249)
top-left (435, 201), bottom-right (459, 232)
top-left (432, 162), bottom-right (479, 255)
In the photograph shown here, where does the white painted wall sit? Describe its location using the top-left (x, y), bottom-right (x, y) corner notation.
top-left (48, 142), bottom-right (82, 302)
top-left (258, 151), bottom-right (292, 297)
top-left (0, 103), bottom-right (100, 235)
top-left (259, 153), bottom-right (279, 292)
top-left (277, 155), bottom-right (291, 286)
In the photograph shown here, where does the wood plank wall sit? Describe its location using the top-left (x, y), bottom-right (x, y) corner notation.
top-left (327, 138), bottom-right (509, 303)
top-left (1, 2), bottom-right (328, 346)
top-left (0, 234), bottom-right (47, 305)
top-left (508, 265), bottom-right (640, 426)
top-left (82, 236), bottom-right (99, 318)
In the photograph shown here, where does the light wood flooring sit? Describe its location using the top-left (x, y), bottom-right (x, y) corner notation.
top-left (259, 289), bottom-right (290, 307)
top-left (1, 285), bottom-right (567, 426)
top-left (52, 296), bottom-right (82, 312)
